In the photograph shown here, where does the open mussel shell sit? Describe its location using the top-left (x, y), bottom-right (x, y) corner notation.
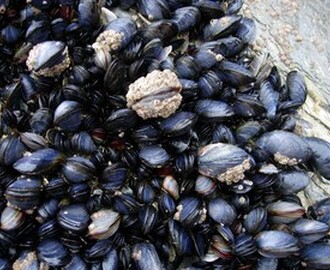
top-left (290, 219), bottom-right (329, 244)
top-left (88, 209), bottom-right (121, 240)
top-left (57, 204), bottom-right (89, 233)
top-left (13, 148), bottom-right (64, 175)
top-left (5, 176), bottom-right (41, 211)
top-left (198, 143), bottom-right (255, 184)
top-left (255, 230), bottom-right (301, 258)
top-left (256, 131), bottom-right (312, 166)
top-left (301, 242), bottom-right (330, 269)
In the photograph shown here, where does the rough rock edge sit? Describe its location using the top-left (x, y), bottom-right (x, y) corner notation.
top-left (26, 43), bottom-right (70, 77)
top-left (126, 70), bottom-right (183, 119)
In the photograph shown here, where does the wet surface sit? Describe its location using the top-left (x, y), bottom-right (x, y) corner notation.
top-left (244, 0), bottom-right (330, 205)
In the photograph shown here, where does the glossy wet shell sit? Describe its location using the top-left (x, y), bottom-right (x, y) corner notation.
top-left (26, 41), bottom-right (70, 77)
top-left (198, 143), bottom-right (255, 184)
top-left (256, 131), bottom-right (312, 165)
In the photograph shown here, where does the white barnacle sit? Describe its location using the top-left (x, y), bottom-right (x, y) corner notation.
top-left (126, 70), bottom-right (183, 119)
top-left (274, 152), bottom-right (300, 166)
top-left (92, 29), bottom-right (124, 53)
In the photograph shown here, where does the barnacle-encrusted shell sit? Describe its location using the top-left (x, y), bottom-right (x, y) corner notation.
top-left (26, 41), bottom-right (70, 77)
top-left (126, 70), bottom-right (183, 119)
top-left (198, 143), bottom-right (254, 185)
top-left (13, 251), bottom-right (48, 270)
top-left (92, 29), bottom-right (124, 53)
top-left (274, 152), bottom-right (300, 166)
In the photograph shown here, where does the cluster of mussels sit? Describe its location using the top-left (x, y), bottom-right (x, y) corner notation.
top-left (0, 0), bottom-right (329, 269)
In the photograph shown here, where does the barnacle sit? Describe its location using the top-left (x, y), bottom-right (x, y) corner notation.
top-left (126, 70), bottom-right (182, 119)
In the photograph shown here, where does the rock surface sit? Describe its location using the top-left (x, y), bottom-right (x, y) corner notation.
top-left (244, 0), bottom-right (330, 205)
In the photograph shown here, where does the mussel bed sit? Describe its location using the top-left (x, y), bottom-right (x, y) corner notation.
top-left (0, 0), bottom-right (329, 269)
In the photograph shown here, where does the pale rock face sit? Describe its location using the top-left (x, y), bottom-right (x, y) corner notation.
top-left (126, 70), bottom-right (183, 119)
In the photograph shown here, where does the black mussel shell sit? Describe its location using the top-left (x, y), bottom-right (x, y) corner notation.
top-left (198, 143), bottom-right (255, 184)
top-left (62, 156), bottom-right (95, 184)
top-left (139, 145), bottom-right (169, 168)
top-left (0, 136), bottom-right (26, 166)
top-left (305, 137), bottom-right (330, 180)
top-left (301, 242), bottom-right (330, 269)
top-left (132, 242), bottom-right (162, 270)
top-left (57, 204), bottom-right (89, 233)
top-left (208, 198), bottom-right (237, 225)
top-left (54, 101), bottom-right (82, 133)
top-left (5, 176), bottom-right (41, 211)
top-left (37, 239), bottom-right (71, 267)
top-left (255, 230), bottom-right (301, 258)
top-left (13, 148), bottom-right (64, 175)
top-left (256, 131), bottom-right (312, 166)
top-left (159, 111), bottom-right (197, 137)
